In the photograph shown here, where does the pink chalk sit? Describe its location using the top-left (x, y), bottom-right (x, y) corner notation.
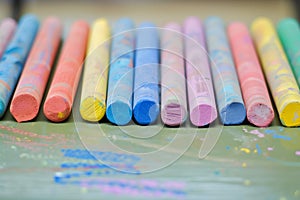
top-left (0, 18), bottom-right (16, 58)
top-left (183, 17), bottom-right (217, 126)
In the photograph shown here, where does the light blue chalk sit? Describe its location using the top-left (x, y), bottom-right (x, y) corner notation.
top-left (204, 17), bottom-right (246, 125)
top-left (0, 14), bottom-right (39, 117)
top-left (106, 18), bottom-right (135, 125)
top-left (133, 22), bottom-right (160, 125)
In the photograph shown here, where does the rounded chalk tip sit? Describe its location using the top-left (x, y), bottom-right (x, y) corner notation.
top-left (133, 100), bottom-right (159, 125)
top-left (10, 94), bottom-right (39, 122)
top-left (205, 16), bottom-right (223, 24)
top-left (221, 102), bottom-right (246, 125)
top-left (80, 97), bottom-right (106, 122)
top-left (43, 95), bottom-right (71, 122)
top-left (139, 22), bottom-right (156, 29)
top-left (1, 17), bottom-right (16, 27)
top-left (106, 101), bottom-right (132, 126)
top-left (280, 101), bottom-right (300, 127)
top-left (161, 103), bottom-right (187, 126)
top-left (20, 13), bottom-right (39, 23)
top-left (251, 17), bottom-right (272, 31)
top-left (190, 104), bottom-right (218, 127)
top-left (247, 103), bottom-right (274, 127)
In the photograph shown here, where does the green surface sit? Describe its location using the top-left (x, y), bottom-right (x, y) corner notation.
top-left (0, 98), bottom-right (300, 200)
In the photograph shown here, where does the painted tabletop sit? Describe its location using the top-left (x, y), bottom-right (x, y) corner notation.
top-left (0, 92), bottom-right (299, 200)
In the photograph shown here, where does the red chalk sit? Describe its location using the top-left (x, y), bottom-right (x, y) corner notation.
top-left (43, 20), bottom-right (89, 122)
top-left (228, 22), bottom-right (274, 127)
top-left (10, 17), bottom-right (62, 122)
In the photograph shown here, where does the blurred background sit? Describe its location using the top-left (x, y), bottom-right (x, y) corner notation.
top-left (0, 0), bottom-right (297, 25)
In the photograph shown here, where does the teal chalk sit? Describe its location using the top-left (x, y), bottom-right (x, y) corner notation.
top-left (204, 17), bottom-right (246, 125)
top-left (0, 14), bottom-right (39, 117)
top-left (277, 18), bottom-right (300, 86)
top-left (133, 22), bottom-right (160, 125)
top-left (106, 18), bottom-right (135, 125)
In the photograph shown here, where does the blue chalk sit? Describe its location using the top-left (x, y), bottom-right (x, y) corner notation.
top-left (204, 17), bottom-right (246, 125)
top-left (106, 18), bottom-right (135, 125)
top-left (133, 22), bottom-right (160, 125)
top-left (0, 14), bottom-right (39, 117)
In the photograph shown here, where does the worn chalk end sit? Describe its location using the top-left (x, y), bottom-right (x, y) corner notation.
top-left (106, 101), bottom-right (132, 125)
top-left (190, 104), bottom-right (218, 127)
top-left (161, 103), bottom-right (187, 126)
top-left (80, 97), bottom-right (106, 122)
top-left (43, 96), bottom-right (71, 122)
top-left (10, 94), bottom-right (39, 122)
top-left (247, 103), bottom-right (274, 127)
top-left (280, 101), bottom-right (300, 127)
top-left (221, 102), bottom-right (246, 125)
top-left (133, 100), bottom-right (159, 125)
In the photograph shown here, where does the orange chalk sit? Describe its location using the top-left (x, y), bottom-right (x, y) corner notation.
top-left (10, 17), bottom-right (62, 122)
top-left (228, 22), bottom-right (274, 127)
top-left (43, 20), bottom-right (89, 122)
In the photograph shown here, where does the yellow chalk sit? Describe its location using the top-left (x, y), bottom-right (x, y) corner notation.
top-left (251, 17), bottom-right (300, 127)
top-left (80, 19), bottom-right (110, 121)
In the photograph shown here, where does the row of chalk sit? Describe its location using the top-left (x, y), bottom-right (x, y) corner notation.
top-left (1, 14), bottom-right (300, 127)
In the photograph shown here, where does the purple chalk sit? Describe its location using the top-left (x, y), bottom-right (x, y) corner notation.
top-left (161, 23), bottom-right (187, 126)
top-left (0, 18), bottom-right (16, 58)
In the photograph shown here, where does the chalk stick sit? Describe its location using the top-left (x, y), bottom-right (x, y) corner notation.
top-left (228, 22), bottom-right (274, 127)
top-left (106, 18), bottom-right (135, 125)
top-left (277, 18), bottom-right (300, 86)
top-left (204, 17), bottom-right (246, 125)
top-left (133, 22), bottom-right (160, 125)
top-left (80, 19), bottom-right (110, 122)
top-left (160, 23), bottom-right (187, 126)
top-left (251, 17), bottom-right (300, 127)
top-left (183, 16), bottom-right (217, 126)
top-left (205, 17), bottom-right (246, 125)
top-left (0, 18), bottom-right (16, 58)
top-left (43, 20), bottom-right (89, 122)
top-left (0, 14), bottom-right (39, 118)
top-left (10, 17), bottom-right (62, 122)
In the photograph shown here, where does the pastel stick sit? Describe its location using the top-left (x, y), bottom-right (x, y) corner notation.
top-left (204, 17), bottom-right (246, 125)
top-left (228, 22), bottom-right (274, 127)
top-left (43, 20), bottom-right (89, 122)
top-left (80, 19), bottom-right (110, 122)
top-left (252, 17), bottom-right (300, 127)
top-left (160, 22), bottom-right (187, 126)
top-left (277, 18), bottom-right (300, 86)
top-left (106, 18), bottom-right (135, 125)
top-left (10, 17), bottom-right (62, 122)
top-left (133, 22), bottom-right (160, 125)
top-left (0, 18), bottom-right (16, 58)
top-left (183, 16), bottom-right (217, 126)
top-left (0, 14), bottom-right (39, 118)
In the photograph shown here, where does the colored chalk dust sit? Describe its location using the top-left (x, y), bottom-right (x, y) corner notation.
top-left (73, 25), bottom-right (225, 173)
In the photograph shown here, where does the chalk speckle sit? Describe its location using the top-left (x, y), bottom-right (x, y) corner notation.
top-left (240, 148), bottom-right (251, 154)
top-left (243, 179), bottom-right (251, 186)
